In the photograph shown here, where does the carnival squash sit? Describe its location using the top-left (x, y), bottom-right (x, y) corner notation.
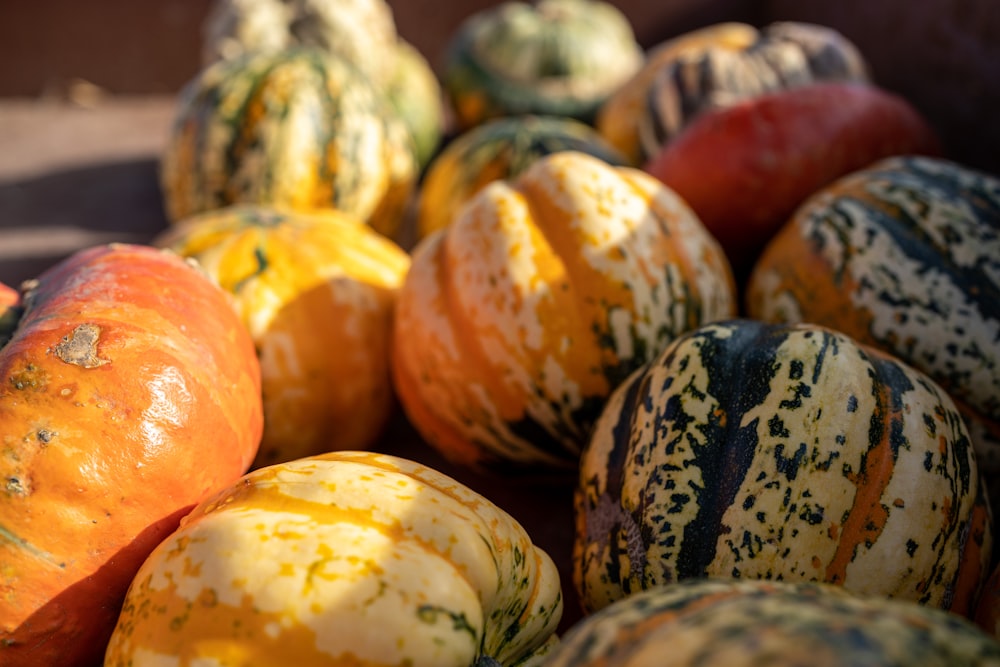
top-left (546, 579), bottom-right (1000, 666)
top-left (643, 81), bottom-right (942, 280)
top-left (574, 319), bottom-right (992, 617)
top-left (160, 47), bottom-right (418, 240)
top-left (746, 155), bottom-right (1000, 503)
top-left (384, 38), bottom-right (446, 170)
top-left (441, 0), bottom-right (643, 129)
top-left (201, 0), bottom-right (400, 87)
top-left (416, 115), bottom-right (628, 240)
top-left (103, 451), bottom-right (563, 667)
top-left (392, 150), bottom-right (736, 472)
top-left (155, 204), bottom-right (411, 468)
top-left (596, 20), bottom-right (869, 165)
top-left (0, 244), bottom-right (263, 667)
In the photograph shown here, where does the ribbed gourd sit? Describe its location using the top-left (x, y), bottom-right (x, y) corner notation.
top-left (596, 20), bottom-right (869, 165)
top-left (103, 451), bottom-right (563, 667)
top-left (545, 579), bottom-right (1000, 667)
top-left (392, 150), bottom-right (736, 473)
top-left (201, 0), bottom-right (400, 87)
top-left (160, 47), bottom-right (418, 240)
top-left (442, 0), bottom-right (644, 129)
top-left (416, 114), bottom-right (628, 240)
top-left (746, 155), bottom-right (1000, 505)
top-left (574, 319), bottom-right (992, 617)
top-left (155, 204), bottom-right (411, 469)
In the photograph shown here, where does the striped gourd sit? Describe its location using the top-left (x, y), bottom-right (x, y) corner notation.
top-left (160, 47), bottom-right (418, 240)
top-left (596, 21), bottom-right (869, 165)
top-left (574, 319), bottom-right (992, 616)
top-left (416, 114), bottom-right (628, 239)
top-left (546, 579), bottom-right (1000, 667)
top-left (155, 204), bottom-right (411, 469)
top-left (392, 151), bottom-right (736, 472)
top-left (746, 155), bottom-right (1000, 503)
top-left (104, 451), bottom-right (563, 667)
top-left (442, 0), bottom-right (643, 129)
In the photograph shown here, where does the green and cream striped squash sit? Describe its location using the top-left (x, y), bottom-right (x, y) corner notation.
top-left (104, 451), bottom-right (563, 667)
top-left (392, 151), bottom-right (736, 473)
top-left (160, 47), bottom-right (418, 240)
top-left (596, 20), bottom-right (869, 165)
top-left (441, 0), bottom-right (643, 130)
top-left (415, 114), bottom-right (628, 239)
top-left (746, 155), bottom-right (1000, 504)
top-left (574, 319), bottom-right (992, 616)
top-left (546, 579), bottom-right (1000, 667)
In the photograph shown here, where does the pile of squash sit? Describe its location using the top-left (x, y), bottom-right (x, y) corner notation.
top-left (2, 0), bottom-right (999, 665)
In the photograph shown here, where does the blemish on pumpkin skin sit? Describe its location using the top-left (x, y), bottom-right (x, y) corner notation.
top-left (51, 323), bottom-right (110, 368)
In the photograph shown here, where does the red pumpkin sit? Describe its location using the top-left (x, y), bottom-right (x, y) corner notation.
top-left (0, 244), bottom-right (263, 667)
top-left (643, 82), bottom-right (941, 281)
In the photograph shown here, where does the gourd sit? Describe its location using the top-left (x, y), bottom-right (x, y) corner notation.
top-left (642, 82), bottom-right (942, 281)
top-left (160, 47), bottom-right (418, 240)
top-left (441, 0), bottom-right (643, 130)
top-left (384, 38), bottom-right (446, 170)
top-left (0, 244), bottom-right (263, 667)
top-left (597, 21), bottom-right (869, 165)
top-left (746, 155), bottom-right (1000, 503)
top-left (155, 204), bottom-right (411, 468)
top-left (201, 0), bottom-right (400, 87)
top-left (392, 151), bottom-right (736, 472)
top-left (103, 451), bottom-right (563, 667)
top-left (416, 114), bottom-right (628, 240)
top-left (545, 579), bottom-right (1000, 667)
top-left (573, 319), bottom-right (992, 617)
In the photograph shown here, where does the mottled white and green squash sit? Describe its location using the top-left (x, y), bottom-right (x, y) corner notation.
top-left (746, 156), bottom-right (1000, 503)
top-left (442, 0), bottom-right (643, 129)
top-left (574, 319), bottom-right (992, 616)
top-left (160, 47), bottom-right (418, 240)
top-left (104, 451), bottom-right (563, 667)
top-left (546, 579), bottom-right (1000, 667)
top-left (384, 38), bottom-right (446, 170)
top-left (201, 0), bottom-right (400, 87)
top-left (392, 151), bottom-right (736, 473)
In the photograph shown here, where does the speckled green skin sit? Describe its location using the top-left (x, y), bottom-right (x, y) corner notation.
top-left (546, 579), bottom-right (1000, 667)
top-left (574, 319), bottom-right (992, 616)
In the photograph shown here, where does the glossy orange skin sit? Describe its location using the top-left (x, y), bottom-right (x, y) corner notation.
top-left (0, 244), bottom-right (263, 667)
top-left (643, 82), bottom-right (941, 282)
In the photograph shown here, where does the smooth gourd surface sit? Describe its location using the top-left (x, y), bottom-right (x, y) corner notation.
top-left (156, 205), bottom-right (411, 468)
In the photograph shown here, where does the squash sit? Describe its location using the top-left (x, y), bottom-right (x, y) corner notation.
top-left (392, 150), bottom-right (736, 473)
top-left (642, 82), bottom-right (942, 282)
top-left (573, 319), bottom-right (992, 617)
top-left (155, 204), bottom-right (411, 469)
top-left (201, 0), bottom-right (400, 87)
top-left (0, 244), bottom-right (263, 667)
top-left (384, 38), bottom-right (446, 170)
top-left (746, 155), bottom-right (1000, 506)
top-left (416, 114), bottom-right (628, 240)
top-left (103, 450), bottom-right (563, 667)
top-left (160, 47), bottom-right (418, 240)
top-left (546, 578), bottom-right (1000, 666)
top-left (597, 21), bottom-right (869, 165)
top-left (441, 0), bottom-right (643, 130)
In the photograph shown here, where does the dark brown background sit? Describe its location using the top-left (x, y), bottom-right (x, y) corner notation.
top-left (1, 0), bottom-right (998, 637)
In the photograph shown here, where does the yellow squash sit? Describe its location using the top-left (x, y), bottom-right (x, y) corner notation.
top-left (156, 205), bottom-right (410, 468)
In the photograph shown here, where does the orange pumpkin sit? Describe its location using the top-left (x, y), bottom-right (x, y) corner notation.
top-left (0, 244), bottom-right (263, 667)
